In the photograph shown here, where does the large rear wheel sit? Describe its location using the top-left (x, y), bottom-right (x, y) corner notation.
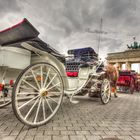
top-left (12, 62), bottom-right (64, 127)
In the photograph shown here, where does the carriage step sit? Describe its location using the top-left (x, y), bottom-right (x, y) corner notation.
top-left (70, 99), bottom-right (79, 104)
top-left (70, 94), bottom-right (79, 104)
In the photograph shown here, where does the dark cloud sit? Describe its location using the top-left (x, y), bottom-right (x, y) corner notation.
top-left (104, 0), bottom-right (132, 18)
top-left (0, 0), bottom-right (140, 57)
top-left (0, 0), bottom-right (21, 16)
top-left (103, 0), bottom-right (140, 28)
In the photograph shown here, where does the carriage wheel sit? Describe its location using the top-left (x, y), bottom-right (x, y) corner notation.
top-left (100, 78), bottom-right (111, 104)
top-left (12, 62), bottom-right (64, 127)
top-left (0, 88), bottom-right (11, 108)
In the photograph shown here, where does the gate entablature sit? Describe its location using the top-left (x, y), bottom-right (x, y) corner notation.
top-left (107, 38), bottom-right (140, 71)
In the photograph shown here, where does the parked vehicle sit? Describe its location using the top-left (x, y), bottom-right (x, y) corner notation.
top-left (117, 70), bottom-right (140, 94)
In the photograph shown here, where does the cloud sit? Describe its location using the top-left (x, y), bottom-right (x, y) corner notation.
top-left (0, 0), bottom-right (21, 16)
top-left (0, 0), bottom-right (140, 58)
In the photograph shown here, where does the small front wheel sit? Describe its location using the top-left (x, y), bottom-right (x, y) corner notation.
top-left (100, 78), bottom-right (111, 104)
top-left (12, 62), bottom-right (64, 127)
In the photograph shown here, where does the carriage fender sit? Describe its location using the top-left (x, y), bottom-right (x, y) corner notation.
top-left (31, 52), bottom-right (69, 90)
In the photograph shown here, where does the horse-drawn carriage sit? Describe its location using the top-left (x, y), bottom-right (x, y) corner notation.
top-left (117, 70), bottom-right (140, 94)
top-left (0, 18), bottom-right (111, 127)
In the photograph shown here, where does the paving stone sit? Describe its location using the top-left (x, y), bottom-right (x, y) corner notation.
top-left (35, 130), bottom-right (44, 136)
top-left (1, 136), bottom-right (17, 140)
top-left (117, 136), bottom-right (135, 140)
top-left (70, 135), bottom-right (86, 140)
top-left (131, 131), bottom-right (140, 136)
top-left (67, 126), bottom-right (81, 131)
top-left (104, 131), bottom-right (121, 135)
top-left (61, 130), bottom-right (75, 135)
top-left (23, 136), bottom-right (34, 140)
top-left (16, 130), bottom-right (28, 140)
top-left (10, 128), bottom-right (22, 136)
top-left (76, 130), bottom-right (91, 135)
top-left (101, 135), bottom-right (118, 139)
top-left (53, 136), bottom-right (69, 140)
top-left (117, 130), bottom-right (133, 135)
top-left (72, 123), bottom-right (85, 127)
top-left (53, 126), bottom-right (67, 130)
top-left (94, 126), bottom-right (109, 131)
top-left (59, 123), bottom-right (73, 127)
top-left (131, 136), bottom-right (140, 140)
top-left (26, 130), bottom-right (37, 136)
top-left (44, 130), bottom-right (60, 135)
top-left (38, 126), bottom-right (52, 131)
top-left (86, 136), bottom-right (102, 140)
top-left (34, 136), bottom-right (51, 140)
top-left (90, 130), bottom-right (106, 135)
top-left (81, 126), bottom-right (95, 131)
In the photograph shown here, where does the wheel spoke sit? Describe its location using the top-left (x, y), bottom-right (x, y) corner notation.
top-left (42, 98), bottom-right (46, 120)
top-left (45, 98), bottom-right (53, 113)
top-left (47, 82), bottom-right (61, 91)
top-left (105, 85), bottom-right (110, 92)
top-left (24, 97), bottom-right (41, 120)
top-left (22, 79), bottom-right (39, 91)
top-left (34, 98), bottom-right (42, 123)
top-left (43, 68), bottom-right (51, 88)
top-left (41, 66), bottom-right (43, 88)
top-left (20, 86), bottom-right (35, 90)
top-left (45, 73), bottom-right (57, 89)
top-left (18, 92), bottom-right (38, 95)
top-left (47, 96), bottom-right (58, 104)
top-left (48, 92), bottom-right (61, 96)
top-left (102, 92), bottom-right (107, 101)
top-left (18, 95), bottom-right (40, 109)
top-left (101, 92), bottom-right (106, 97)
top-left (31, 70), bottom-right (40, 89)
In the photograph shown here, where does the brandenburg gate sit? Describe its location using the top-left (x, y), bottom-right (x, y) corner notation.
top-left (106, 38), bottom-right (140, 71)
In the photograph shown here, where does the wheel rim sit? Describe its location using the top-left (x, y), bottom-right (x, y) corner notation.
top-left (101, 79), bottom-right (110, 104)
top-left (0, 89), bottom-right (11, 107)
top-left (14, 63), bottom-right (63, 126)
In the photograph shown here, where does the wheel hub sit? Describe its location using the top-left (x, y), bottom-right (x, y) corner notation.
top-left (39, 88), bottom-right (48, 97)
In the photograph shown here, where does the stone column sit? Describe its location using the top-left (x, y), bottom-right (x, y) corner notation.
top-left (125, 62), bottom-right (131, 70)
top-left (120, 63), bottom-right (122, 70)
top-left (115, 62), bottom-right (122, 70)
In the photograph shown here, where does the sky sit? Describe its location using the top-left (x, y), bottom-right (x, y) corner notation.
top-left (0, 0), bottom-right (140, 60)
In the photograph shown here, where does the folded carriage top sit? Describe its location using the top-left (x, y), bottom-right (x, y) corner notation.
top-left (0, 18), bottom-right (39, 46)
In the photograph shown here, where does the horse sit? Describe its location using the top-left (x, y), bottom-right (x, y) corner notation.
top-left (105, 64), bottom-right (119, 97)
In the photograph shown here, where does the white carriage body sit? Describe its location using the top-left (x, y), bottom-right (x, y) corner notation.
top-left (0, 47), bottom-right (31, 69)
top-left (0, 47), bottom-right (31, 84)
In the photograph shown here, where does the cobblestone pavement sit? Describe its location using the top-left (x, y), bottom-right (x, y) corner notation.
top-left (0, 92), bottom-right (140, 140)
